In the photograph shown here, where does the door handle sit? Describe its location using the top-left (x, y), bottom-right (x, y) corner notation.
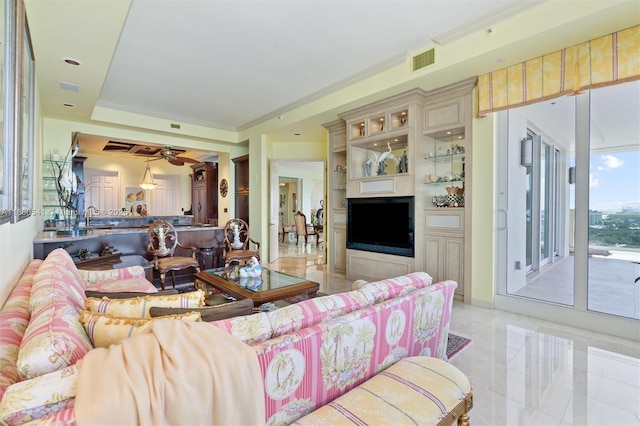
top-left (497, 209), bottom-right (507, 230)
top-left (198, 202), bottom-right (202, 212)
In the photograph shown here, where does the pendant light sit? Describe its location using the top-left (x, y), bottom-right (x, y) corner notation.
top-left (139, 159), bottom-right (156, 190)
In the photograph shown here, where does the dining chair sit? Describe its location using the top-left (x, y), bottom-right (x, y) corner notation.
top-left (293, 211), bottom-right (319, 246)
top-left (222, 218), bottom-right (260, 267)
top-left (147, 220), bottom-right (200, 290)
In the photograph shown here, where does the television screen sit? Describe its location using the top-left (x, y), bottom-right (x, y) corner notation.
top-left (346, 196), bottom-right (414, 257)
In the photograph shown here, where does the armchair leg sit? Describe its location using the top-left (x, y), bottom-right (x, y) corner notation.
top-left (160, 272), bottom-right (166, 291)
top-left (171, 271), bottom-right (177, 288)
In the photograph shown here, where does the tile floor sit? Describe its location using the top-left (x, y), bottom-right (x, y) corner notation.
top-left (267, 239), bottom-right (640, 425)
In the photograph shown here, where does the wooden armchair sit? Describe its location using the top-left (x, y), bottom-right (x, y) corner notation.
top-left (222, 218), bottom-right (260, 266)
top-left (293, 211), bottom-right (319, 246)
top-left (147, 220), bottom-right (200, 290)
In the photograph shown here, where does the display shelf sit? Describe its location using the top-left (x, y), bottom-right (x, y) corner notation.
top-left (424, 152), bottom-right (465, 162)
top-left (349, 121), bottom-right (366, 140)
top-left (390, 109), bottom-right (409, 130)
top-left (349, 134), bottom-right (409, 179)
top-left (424, 179), bottom-right (465, 185)
top-left (368, 115), bottom-right (386, 135)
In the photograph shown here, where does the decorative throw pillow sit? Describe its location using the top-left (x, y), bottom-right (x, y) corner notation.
top-left (84, 289), bottom-right (178, 299)
top-left (85, 290), bottom-right (205, 318)
top-left (149, 298), bottom-right (254, 322)
top-left (79, 310), bottom-right (202, 348)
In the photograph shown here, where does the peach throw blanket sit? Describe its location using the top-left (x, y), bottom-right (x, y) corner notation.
top-left (75, 320), bottom-right (265, 425)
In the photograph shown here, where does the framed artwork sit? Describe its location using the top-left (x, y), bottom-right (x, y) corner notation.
top-left (125, 187), bottom-right (148, 216)
top-left (13, 0), bottom-right (34, 222)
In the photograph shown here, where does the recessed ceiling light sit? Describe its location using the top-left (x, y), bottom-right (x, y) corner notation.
top-left (63, 103), bottom-right (75, 108)
top-left (63, 58), bottom-right (81, 66)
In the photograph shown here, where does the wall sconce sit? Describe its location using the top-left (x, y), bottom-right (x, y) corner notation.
top-left (520, 137), bottom-right (533, 167)
top-left (568, 166), bottom-right (576, 184)
top-left (139, 159), bottom-right (156, 190)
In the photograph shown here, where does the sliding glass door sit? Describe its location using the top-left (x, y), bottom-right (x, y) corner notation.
top-left (498, 80), bottom-right (640, 329)
top-left (587, 83), bottom-right (640, 318)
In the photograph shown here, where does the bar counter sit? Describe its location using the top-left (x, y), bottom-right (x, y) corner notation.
top-left (34, 221), bottom-right (225, 287)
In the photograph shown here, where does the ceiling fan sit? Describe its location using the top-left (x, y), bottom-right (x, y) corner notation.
top-left (151, 147), bottom-right (200, 166)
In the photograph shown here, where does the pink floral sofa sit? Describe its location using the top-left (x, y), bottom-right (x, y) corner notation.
top-left (0, 248), bottom-right (157, 424)
top-left (0, 252), bottom-right (457, 425)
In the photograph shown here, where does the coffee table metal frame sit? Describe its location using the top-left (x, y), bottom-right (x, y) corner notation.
top-left (194, 267), bottom-right (319, 308)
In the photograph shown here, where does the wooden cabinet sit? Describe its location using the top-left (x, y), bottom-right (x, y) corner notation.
top-left (419, 78), bottom-right (474, 302)
top-left (232, 155), bottom-right (249, 224)
top-left (190, 162), bottom-right (218, 225)
top-left (340, 88), bottom-right (425, 199)
top-left (332, 223), bottom-right (346, 272)
top-left (324, 119), bottom-right (347, 273)
top-left (423, 210), bottom-right (465, 298)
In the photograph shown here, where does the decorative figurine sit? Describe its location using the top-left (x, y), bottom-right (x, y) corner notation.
top-left (239, 256), bottom-right (263, 278)
top-left (399, 150), bottom-right (408, 173)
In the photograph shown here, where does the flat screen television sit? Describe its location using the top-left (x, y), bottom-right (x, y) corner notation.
top-left (346, 196), bottom-right (414, 257)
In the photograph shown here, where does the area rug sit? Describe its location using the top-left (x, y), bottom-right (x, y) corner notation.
top-left (446, 332), bottom-right (472, 360)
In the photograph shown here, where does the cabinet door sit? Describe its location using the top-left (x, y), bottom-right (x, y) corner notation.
top-left (443, 236), bottom-right (464, 295)
top-left (234, 156), bottom-right (249, 192)
top-left (236, 192), bottom-right (249, 224)
top-left (423, 235), bottom-right (444, 281)
top-left (332, 225), bottom-right (346, 272)
top-left (423, 97), bottom-right (465, 133)
top-left (193, 184), bottom-right (207, 224)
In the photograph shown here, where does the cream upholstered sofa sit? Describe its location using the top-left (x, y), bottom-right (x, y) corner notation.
top-left (1, 257), bottom-right (467, 425)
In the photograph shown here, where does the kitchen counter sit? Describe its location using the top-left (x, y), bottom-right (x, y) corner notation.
top-left (34, 224), bottom-right (220, 244)
top-left (34, 224), bottom-right (225, 287)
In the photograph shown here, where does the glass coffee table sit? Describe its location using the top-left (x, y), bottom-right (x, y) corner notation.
top-left (194, 267), bottom-right (319, 310)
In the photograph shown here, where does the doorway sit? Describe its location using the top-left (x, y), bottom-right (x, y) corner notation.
top-left (269, 160), bottom-right (325, 264)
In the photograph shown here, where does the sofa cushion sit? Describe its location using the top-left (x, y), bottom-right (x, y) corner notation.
top-left (0, 365), bottom-right (78, 426)
top-left (265, 272), bottom-right (434, 339)
top-left (267, 291), bottom-right (376, 337)
top-left (85, 289), bottom-right (205, 318)
top-left (17, 250), bottom-right (94, 379)
top-left (210, 312), bottom-right (273, 345)
top-left (17, 295), bottom-right (93, 379)
top-left (85, 289), bottom-right (177, 299)
top-left (29, 249), bottom-right (87, 311)
top-left (0, 259), bottom-right (42, 400)
top-left (79, 310), bottom-right (202, 348)
top-left (78, 267), bottom-right (147, 286)
top-left (86, 277), bottom-right (158, 293)
top-left (359, 272), bottom-right (433, 303)
top-left (149, 298), bottom-right (254, 322)
top-left (292, 356), bottom-right (472, 426)
top-left (351, 279), bottom-right (369, 290)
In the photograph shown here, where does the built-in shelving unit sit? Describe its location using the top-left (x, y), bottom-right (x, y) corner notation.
top-left (325, 78), bottom-right (475, 302)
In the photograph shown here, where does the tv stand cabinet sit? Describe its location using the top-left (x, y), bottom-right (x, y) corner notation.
top-left (332, 78), bottom-right (474, 302)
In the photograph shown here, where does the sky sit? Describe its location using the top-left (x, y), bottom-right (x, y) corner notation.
top-left (588, 150), bottom-right (640, 213)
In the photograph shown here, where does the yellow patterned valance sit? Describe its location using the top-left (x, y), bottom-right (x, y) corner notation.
top-left (477, 25), bottom-right (640, 116)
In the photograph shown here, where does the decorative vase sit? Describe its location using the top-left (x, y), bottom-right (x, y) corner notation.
top-left (446, 195), bottom-right (457, 207)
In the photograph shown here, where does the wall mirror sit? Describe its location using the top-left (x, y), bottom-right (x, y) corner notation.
top-left (0, 0), bottom-right (12, 224)
top-left (13, 0), bottom-right (34, 222)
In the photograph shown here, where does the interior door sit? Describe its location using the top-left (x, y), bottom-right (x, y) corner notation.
top-left (149, 174), bottom-right (179, 215)
top-left (83, 169), bottom-right (120, 215)
top-left (269, 160), bottom-right (280, 263)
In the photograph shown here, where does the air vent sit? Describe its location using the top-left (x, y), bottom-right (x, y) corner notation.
top-left (412, 48), bottom-right (435, 71)
top-left (60, 81), bottom-right (80, 92)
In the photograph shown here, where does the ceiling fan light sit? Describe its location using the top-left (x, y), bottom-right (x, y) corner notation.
top-left (139, 161), bottom-right (157, 190)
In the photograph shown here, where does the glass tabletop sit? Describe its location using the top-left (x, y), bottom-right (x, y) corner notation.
top-left (204, 267), bottom-right (308, 293)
